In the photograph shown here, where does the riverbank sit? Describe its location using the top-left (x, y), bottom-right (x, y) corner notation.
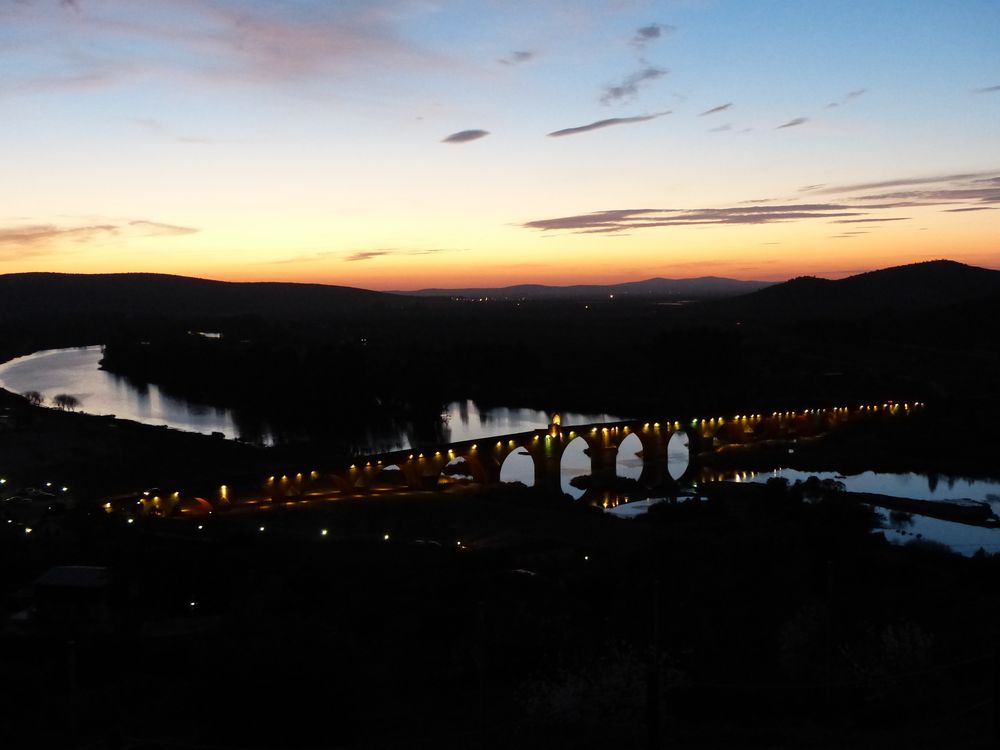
top-left (4, 479), bottom-right (999, 748)
top-left (0, 386), bottom-right (269, 498)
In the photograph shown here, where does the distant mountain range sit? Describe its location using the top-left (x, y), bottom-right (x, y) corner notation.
top-left (396, 276), bottom-right (772, 300)
top-left (1, 261), bottom-right (997, 326)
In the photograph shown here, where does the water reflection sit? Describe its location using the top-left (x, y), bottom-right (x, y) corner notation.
top-left (616, 433), bottom-right (643, 482)
top-left (0, 346), bottom-right (265, 442)
top-left (500, 449), bottom-right (534, 486)
top-left (667, 431), bottom-right (690, 480)
top-left (0, 347), bottom-right (625, 451)
top-left (724, 467), bottom-right (1000, 557)
top-left (560, 436), bottom-right (590, 499)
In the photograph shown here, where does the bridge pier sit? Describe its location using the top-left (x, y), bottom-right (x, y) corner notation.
top-left (589, 445), bottom-right (619, 482)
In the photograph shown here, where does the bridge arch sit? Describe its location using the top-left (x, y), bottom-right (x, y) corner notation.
top-left (560, 435), bottom-right (591, 499)
top-left (499, 445), bottom-right (536, 487)
top-left (666, 430), bottom-right (691, 481)
top-left (616, 433), bottom-right (644, 482)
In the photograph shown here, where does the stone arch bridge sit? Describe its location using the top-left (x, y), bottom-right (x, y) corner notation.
top-left (127, 401), bottom-right (923, 516)
top-left (253, 401), bottom-right (923, 507)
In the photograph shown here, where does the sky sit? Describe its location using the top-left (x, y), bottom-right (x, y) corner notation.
top-left (1, 0), bottom-right (998, 290)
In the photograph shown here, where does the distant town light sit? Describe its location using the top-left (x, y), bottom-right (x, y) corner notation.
top-left (24, 527), bottom-right (32, 534)
top-left (127, 518), bottom-right (134, 524)
top-left (321, 529), bottom-right (328, 536)
top-left (383, 533), bottom-right (390, 541)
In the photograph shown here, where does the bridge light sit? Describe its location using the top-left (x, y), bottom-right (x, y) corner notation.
top-left (653, 422), bottom-right (660, 428)
top-left (644, 422), bottom-right (650, 429)
top-left (471, 444), bottom-right (477, 450)
top-left (350, 464), bottom-right (356, 469)
top-left (496, 441), bottom-right (502, 448)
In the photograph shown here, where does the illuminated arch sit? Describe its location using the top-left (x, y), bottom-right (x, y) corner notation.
top-left (499, 446), bottom-right (535, 487)
top-left (666, 430), bottom-right (691, 481)
top-left (560, 435), bottom-right (590, 499)
top-left (616, 433), bottom-right (644, 482)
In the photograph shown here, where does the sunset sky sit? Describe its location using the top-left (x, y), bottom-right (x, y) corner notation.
top-left (2, 0), bottom-right (998, 289)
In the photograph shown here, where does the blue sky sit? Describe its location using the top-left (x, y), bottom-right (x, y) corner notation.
top-left (1, 0), bottom-right (998, 287)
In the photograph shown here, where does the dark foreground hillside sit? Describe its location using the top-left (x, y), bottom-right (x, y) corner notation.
top-left (2, 480), bottom-right (999, 749)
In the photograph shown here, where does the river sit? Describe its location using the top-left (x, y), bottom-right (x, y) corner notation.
top-left (0, 346), bottom-right (622, 451)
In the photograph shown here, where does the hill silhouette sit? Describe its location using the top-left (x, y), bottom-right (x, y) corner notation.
top-left (720, 260), bottom-right (1000, 319)
top-left (0, 272), bottom-right (411, 323)
top-left (399, 276), bottom-right (770, 300)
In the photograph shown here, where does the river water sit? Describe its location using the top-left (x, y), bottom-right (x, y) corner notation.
top-left (0, 346), bottom-right (621, 451)
top-left (5, 347), bottom-right (1000, 556)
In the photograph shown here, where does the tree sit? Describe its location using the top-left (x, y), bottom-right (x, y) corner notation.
top-left (21, 390), bottom-right (43, 407)
top-left (52, 394), bottom-right (81, 411)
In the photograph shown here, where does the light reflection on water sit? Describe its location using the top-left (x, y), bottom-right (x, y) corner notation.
top-left (737, 468), bottom-right (1000, 557)
top-left (0, 346), bottom-right (256, 441)
top-left (0, 346), bottom-right (624, 452)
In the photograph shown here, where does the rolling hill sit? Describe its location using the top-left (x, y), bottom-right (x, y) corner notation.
top-left (398, 276), bottom-right (772, 300)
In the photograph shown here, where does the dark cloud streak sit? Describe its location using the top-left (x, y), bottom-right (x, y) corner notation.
top-left (699, 102), bottom-right (732, 116)
top-left (442, 129), bottom-right (489, 143)
top-left (547, 112), bottom-right (669, 137)
top-left (600, 67), bottom-right (667, 105)
top-left (776, 117), bottom-right (807, 129)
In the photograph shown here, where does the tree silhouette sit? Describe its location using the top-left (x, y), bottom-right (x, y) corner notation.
top-left (52, 394), bottom-right (80, 411)
top-left (21, 390), bottom-right (43, 406)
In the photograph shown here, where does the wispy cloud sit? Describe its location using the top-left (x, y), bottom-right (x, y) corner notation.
top-left (600, 66), bottom-right (667, 105)
top-left (522, 169), bottom-right (1000, 234)
top-left (974, 84), bottom-right (1000, 94)
top-left (831, 217), bottom-right (910, 224)
top-left (825, 88), bottom-right (867, 108)
top-left (708, 123), bottom-right (731, 133)
top-left (442, 129), bottom-right (489, 143)
top-left (0, 218), bottom-right (196, 260)
top-left (345, 250), bottom-right (392, 262)
top-left (809, 171), bottom-right (1000, 194)
top-left (699, 102), bottom-right (732, 116)
top-left (1, 1), bottom-right (440, 95)
top-left (499, 50), bottom-right (535, 65)
top-left (547, 112), bottom-right (669, 137)
top-left (776, 117), bottom-right (808, 129)
top-left (131, 117), bottom-right (222, 145)
top-left (127, 220), bottom-right (198, 236)
top-left (808, 171), bottom-right (1000, 208)
top-left (344, 247), bottom-right (465, 262)
top-left (632, 22), bottom-right (674, 49)
top-left (523, 204), bottom-right (868, 233)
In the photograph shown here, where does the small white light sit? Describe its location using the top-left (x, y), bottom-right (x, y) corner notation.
top-left (127, 518), bottom-right (134, 524)
top-left (383, 533), bottom-right (390, 541)
top-left (259, 526), bottom-right (265, 532)
top-left (321, 529), bottom-right (328, 536)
